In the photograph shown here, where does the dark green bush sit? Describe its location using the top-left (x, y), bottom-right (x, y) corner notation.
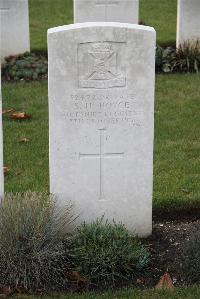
top-left (155, 45), bottom-right (172, 73)
top-left (181, 228), bottom-right (200, 283)
top-left (1, 43), bottom-right (200, 81)
top-left (71, 218), bottom-right (150, 287)
top-left (0, 192), bottom-right (74, 291)
top-left (2, 52), bottom-right (47, 81)
top-left (171, 39), bottom-right (200, 73)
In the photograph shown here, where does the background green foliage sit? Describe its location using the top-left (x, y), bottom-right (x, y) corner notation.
top-left (171, 40), bottom-right (200, 73)
top-left (2, 53), bottom-right (47, 81)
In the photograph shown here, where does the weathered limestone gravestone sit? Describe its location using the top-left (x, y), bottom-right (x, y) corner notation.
top-left (0, 0), bottom-right (30, 61)
top-left (177, 0), bottom-right (200, 47)
top-left (74, 0), bottom-right (139, 24)
top-left (48, 23), bottom-right (155, 236)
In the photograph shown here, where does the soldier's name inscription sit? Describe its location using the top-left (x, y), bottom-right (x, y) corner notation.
top-left (64, 92), bottom-right (143, 126)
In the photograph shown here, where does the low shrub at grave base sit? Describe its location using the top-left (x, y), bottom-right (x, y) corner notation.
top-left (156, 39), bottom-right (200, 73)
top-left (155, 45), bottom-right (172, 73)
top-left (1, 52), bottom-right (48, 81)
top-left (181, 228), bottom-right (200, 284)
top-left (170, 40), bottom-right (200, 73)
top-left (70, 218), bottom-right (150, 287)
top-left (0, 192), bottom-right (74, 291)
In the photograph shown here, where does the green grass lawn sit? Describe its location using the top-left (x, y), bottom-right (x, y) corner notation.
top-left (2, 74), bottom-right (200, 211)
top-left (29, 0), bottom-right (177, 51)
top-left (12, 286), bottom-right (200, 299)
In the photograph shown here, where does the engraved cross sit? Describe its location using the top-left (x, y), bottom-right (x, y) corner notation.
top-left (79, 128), bottom-right (124, 201)
top-left (95, 0), bottom-right (119, 21)
top-left (0, 7), bottom-right (10, 13)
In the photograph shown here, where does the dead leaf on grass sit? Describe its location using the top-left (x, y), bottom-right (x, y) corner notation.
top-left (14, 171), bottom-right (22, 176)
top-left (2, 108), bottom-right (15, 115)
top-left (181, 188), bottom-right (191, 194)
top-left (3, 166), bottom-right (10, 174)
top-left (155, 272), bottom-right (174, 290)
top-left (10, 112), bottom-right (31, 120)
top-left (19, 137), bottom-right (30, 143)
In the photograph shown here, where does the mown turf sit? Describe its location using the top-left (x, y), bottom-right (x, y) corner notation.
top-left (2, 74), bottom-right (200, 210)
top-left (29, 0), bottom-right (177, 51)
top-left (29, 0), bottom-right (73, 52)
top-left (2, 82), bottom-right (49, 192)
top-left (154, 74), bottom-right (200, 210)
top-left (12, 286), bottom-right (200, 299)
top-left (140, 0), bottom-right (177, 46)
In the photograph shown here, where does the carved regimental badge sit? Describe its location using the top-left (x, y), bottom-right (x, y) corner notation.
top-left (78, 42), bottom-right (126, 89)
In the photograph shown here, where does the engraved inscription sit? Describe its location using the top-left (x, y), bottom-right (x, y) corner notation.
top-left (0, 7), bottom-right (10, 13)
top-left (79, 128), bottom-right (124, 201)
top-left (66, 93), bottom-right (142, 127)
top-left (95, 0), bottom-right (119, 6)
top-left (78, 42), bottom-right (126, 89)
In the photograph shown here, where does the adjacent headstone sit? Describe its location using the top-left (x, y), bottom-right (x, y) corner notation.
top-left (74, 0), bottom-right (139, 24)
top-left (177, 0), bottom-right (200, 47)
top-left (48, 23), bottom-right (155, 236)
top-left (0, 0), bottom-right (30, 61)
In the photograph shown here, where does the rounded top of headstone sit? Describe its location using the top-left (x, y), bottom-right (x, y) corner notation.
top-left (48, 22), bottom-right (155, 35)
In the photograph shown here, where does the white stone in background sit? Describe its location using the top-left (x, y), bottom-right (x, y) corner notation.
top-left (177, 0), bottom-right (200, 47)
top-left (0, 0), bottom-right (30, 61)
top-left (74, 0), bottom-right (139, 24)
top-left (48, 23), bottom-right (155, 237)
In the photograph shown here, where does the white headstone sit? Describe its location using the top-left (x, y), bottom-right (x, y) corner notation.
top-left (48, 23), bottom-right (155, 237)
top-left (74, 0), bottom-right (139, 24)
top-left (0, 0), bottom-right (30, 61)
top-left (177, 0), bottom-right (200, 47)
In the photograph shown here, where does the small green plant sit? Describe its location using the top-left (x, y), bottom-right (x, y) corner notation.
top-left (71, 218), bottom-right (150, 287)
top-left (2, 52), bottom-right (48, 81)
top-left (0, 192), bottom-right (74, 291)
top-left (171, 39), bottom-right (200, 73)
top-left (181, 228), bottom-right (200, 283)
top-left (155, 45), bottom-right (172, 73)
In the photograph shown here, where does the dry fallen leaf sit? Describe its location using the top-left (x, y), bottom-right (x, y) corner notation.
top-left (155, 272), bottom-right (174, 290)
top-left (65, 271), bottom-right (89, 283)
top-left (14, 171), bottom-right (22, 176)
top-left (10, 112), bottom-right (31, 120)
top-left (3, 166), bottom-right (10, 174)
top-left (181, 188), bottom-right (190, 194)
top-left (14, 286), bottom-right (28, 294)
top-left (65, 271), bottom-right (90, 290)
top-left (0, 286), bottom-right (14, 296)
top-left (2, 108), bottom-right (15, 115)
top-left (19, 137), bottom-right (30, 143)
